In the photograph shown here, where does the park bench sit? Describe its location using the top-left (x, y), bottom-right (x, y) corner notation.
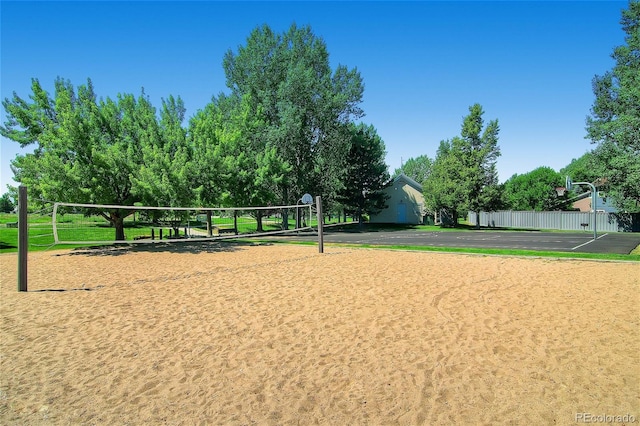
top-left (213, 226), bottom-right (237, 236)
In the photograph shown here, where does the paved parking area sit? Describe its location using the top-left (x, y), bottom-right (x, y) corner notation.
top-left (273, 229), bottom-right (640, 255)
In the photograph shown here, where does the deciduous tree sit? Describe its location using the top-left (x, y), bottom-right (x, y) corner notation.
top-left (133, 95), bottom-right (193, 209)
top-left (393, 155), bottom-right (433, 184)
top-left (586, 0), bottom-right (640, 212)
top-left (217, 94), bottom-right (291, 231)
top-left (188, 93), bottom-right (291, 232)
top-left (559, 152), bottom-right (601, 189)
top-left (423, 104), bottom-right (501, 224)
top-left (1, 78), bottom-right (171, 240)
top-left (223, 24), bottom-right (364, 208)
top-left (502, 167), bottom-right (563, 211)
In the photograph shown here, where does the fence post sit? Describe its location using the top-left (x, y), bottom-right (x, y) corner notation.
top-left (316, 196), bottom-right (324, 254)
top-left (18, 185), bottom-right (28, 292)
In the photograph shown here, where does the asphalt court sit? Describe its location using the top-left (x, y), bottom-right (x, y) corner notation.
top-left (275, 229), bottom-right (640, 255)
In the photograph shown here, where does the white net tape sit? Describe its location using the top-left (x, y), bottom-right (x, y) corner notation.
top-left (52, 202), bottom-right (315, 245)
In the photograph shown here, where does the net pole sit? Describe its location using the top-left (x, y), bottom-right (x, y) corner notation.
top-left (52, 202), bottom-right (59, 244)
top-left (316, 196), bottom-right (324, 253)
top-left (18, 185), bottom-right (28, 292)
top-left (591, 186), bottom-right (597, 241)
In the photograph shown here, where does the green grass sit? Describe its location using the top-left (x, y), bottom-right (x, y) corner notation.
top-left (0, 225), bottom-right (112, 253)
top-left (362, 222), bottom-right (592, 234)
top-left (0, 213), bottom-right (17, 225)
top-left (2, 212), bottom-right (637, 261)
top-left (0, 213), bottom-right (330, 253)
top-left (258, 239), bottom-right (640, 262)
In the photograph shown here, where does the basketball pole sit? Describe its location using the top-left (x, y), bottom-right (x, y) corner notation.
top-left (567, 177), bottom-right (597, 241)
top-left (316, 196), bottom-right (324, 253)
top-left (18, 185), bottom-right (28, 292)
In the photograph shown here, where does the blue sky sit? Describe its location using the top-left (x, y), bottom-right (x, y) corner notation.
top-left (0, 1), bottom-right (628, 193)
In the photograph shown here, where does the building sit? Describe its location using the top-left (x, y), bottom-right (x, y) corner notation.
top-left (572, 191), bottom-right (617, 213)
top-left (369, 173), bottom-right (427, 224)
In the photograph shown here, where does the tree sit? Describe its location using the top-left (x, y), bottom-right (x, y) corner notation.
top-left (188, 93), bottom-right (291, 233)
top-left (187, 99), bottom-right (227, 236)
top-left (460, 104), bottom-right (501, 216)
top-left (222, 24), bottom-right (364, 209)
top-left (502, 167), bottom-right (563, 211)
top-left (559, 152), bottom-right (601, 188)
top-left (423, 104), bottom-right (501, 225)
top-left (586, 0), bottom-right (640, 212)
top-left (216, 94), bottom-right (291, 231)
top-left (0, 193), bottom-right (15, 213)
top-left (1, 77), bottom-right (168, 240)
top-left (422, 141), bottom-right (467, 225)
top-left (188, 99), bottom-right (225, 209)
top-left (337, 123), bottom-right (390, 224)
top-left (393, 155), bottom-right (433, 184)
top-left (133, 95), bottom-right (193, 209)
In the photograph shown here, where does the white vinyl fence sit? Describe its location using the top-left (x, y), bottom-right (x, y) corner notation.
top-left (468, 211), bottom-right (639, 232)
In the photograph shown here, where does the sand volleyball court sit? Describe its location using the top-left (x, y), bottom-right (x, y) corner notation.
top-left (1, 243), bottom-right (638, 425)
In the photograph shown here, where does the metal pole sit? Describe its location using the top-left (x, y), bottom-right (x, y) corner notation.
top-left (316, 196), bottom-right (324, 254)
top-left (590, 183), bottom-right (597, 241)
top-left (573, 181), bottom-right (597, 240)
top-left (18, 185), bottom-right (28, 292)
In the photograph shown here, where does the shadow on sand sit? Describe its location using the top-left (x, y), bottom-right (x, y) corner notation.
top-left (55, 239), bottom-right (273, 257)
top-left (31, 285), bottom-right (106, 292)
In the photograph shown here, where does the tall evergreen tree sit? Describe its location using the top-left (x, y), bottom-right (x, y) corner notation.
top-left (586, 0), bottom-right (640, 211)
top-left (337, 123), bottom-right (390, 224)
top-left (0, 193), bottom-right (15, 213)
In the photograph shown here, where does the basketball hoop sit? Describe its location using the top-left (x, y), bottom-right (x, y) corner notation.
top-left (301, 193), bottom-right (313, 205)
top-left (555, 187), bottom-right (567, 197)
top-left (565, 176), bottom-right (573, 191)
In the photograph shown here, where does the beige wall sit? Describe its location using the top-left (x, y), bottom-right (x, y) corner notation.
top-left (370, 179), bottom-right (425, 224)
top-left (573, 197), bottom-right (591, 212)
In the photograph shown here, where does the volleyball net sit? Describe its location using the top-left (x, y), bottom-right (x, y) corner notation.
top-left (13, 185), bottom-right (324, 291)
top-left (51, 202), bottom-right (316, 245)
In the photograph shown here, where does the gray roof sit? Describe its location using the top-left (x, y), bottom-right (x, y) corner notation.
top-left (392, 173), bottom-right (423, 192)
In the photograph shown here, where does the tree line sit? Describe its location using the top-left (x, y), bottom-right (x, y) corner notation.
top-left (397, 1), bottom-right (639, 218)
top-left (2, 2), bottom-right (638, 228)
top-left (1, 24), bottom-right (389, 238)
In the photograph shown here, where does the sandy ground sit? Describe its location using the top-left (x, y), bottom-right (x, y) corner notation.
top-left (0, 242), bottom-right (638, 425)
